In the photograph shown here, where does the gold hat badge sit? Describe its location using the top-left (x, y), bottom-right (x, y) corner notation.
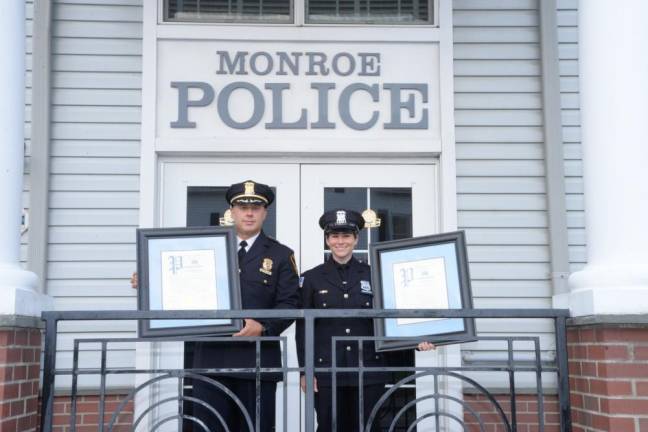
top-left (244, 181), bottom-right (256, 195)
top-left (362, 209), bottom-right (381, 228)
top-left (219, 209), bottom-right (234, 226)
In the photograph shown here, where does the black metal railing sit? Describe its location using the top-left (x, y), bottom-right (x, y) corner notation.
top-left (40, 309), bottom-right (572, 431)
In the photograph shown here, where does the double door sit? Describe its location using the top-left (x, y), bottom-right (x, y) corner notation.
top-left (162, 162), bottom-right (438, 269)
top-left (157, 161), bottom-right (440, 431)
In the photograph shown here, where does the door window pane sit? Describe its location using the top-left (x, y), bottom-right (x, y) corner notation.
top-left (166, 0), bottom-right (292, 23)
top-left (323, 187), bottom-right (412, 264)
top-left (186, 186), bottom-right (277, 238)
top-left (307, 0), bottom-right (433, 24)
top-left (324, 187), bottom-right (368, 250)
top-left (370, 187), bottom-right (413, 241)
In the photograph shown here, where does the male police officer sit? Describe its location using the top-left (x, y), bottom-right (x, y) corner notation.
top-left (130, 181), bottom-right (298, 430)
top-left (296, 209), bottom-right (434, 431)
top-left (189, 180), bottom-right (300, 431)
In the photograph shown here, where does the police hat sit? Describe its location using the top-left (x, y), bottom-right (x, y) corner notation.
top-left (319, 209), bottom-right (366, 234)
top-left (226, 180), bottom-right (275, 207)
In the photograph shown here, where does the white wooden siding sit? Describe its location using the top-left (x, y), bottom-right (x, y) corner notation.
top-left (38, 0), bottom-right (581, 393)
top-left (48, 0), bottom-right (143, 390)
top-left (556, 0), bottom-right (585, 271)
top-left (453, 0), bottom-right (556, 377)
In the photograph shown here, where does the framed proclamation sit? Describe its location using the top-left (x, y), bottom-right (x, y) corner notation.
top-left (370, 231), bottom-right (475, 351)
top-left (136, 226), bottom-right (242, 337)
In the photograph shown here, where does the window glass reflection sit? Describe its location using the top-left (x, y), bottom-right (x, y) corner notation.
top-left (307, 0), bottom-right (433, 25)
top-left (186, 186), bottom-right (277, 238)
top-left (323, 187), bottom-right (412, 264)
top-left (370, 188), bottom-right (413, 242)
top-left (324, 188), bottom-right (368, 250)
top-left (166, 0), bottom-right (292, 23)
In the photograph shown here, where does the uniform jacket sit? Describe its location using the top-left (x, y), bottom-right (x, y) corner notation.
top-left (193, 231), bottom-right (300, 381)
top-left (296, 257), bottom-right (389, 386)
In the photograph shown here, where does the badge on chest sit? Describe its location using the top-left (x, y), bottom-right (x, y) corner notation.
top-left (360, 280), bottom-right (372, 295)
top-left (260, 258), bottom-right (273, 275)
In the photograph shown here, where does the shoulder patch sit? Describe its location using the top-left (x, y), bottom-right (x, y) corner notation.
top-left (289, 254), bottom-right (299, 275)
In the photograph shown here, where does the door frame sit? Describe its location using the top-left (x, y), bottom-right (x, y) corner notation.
top-left (136, 157), bottom-right (459, 430)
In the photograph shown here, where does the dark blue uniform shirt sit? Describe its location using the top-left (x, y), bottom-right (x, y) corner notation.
top-left (193, 231), bottom-right (300, 381)
top-left (296, 256), bottom-right (388, 386)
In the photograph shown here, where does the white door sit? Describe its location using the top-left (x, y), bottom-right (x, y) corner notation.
top-left (301, 164), bottom-right (439, 270)
top-left (144, 160), bottom-right (455, 431)
top-left (144, 161), bottom-right (302, 431)
top-left (161, 162), bottom-right (301, 251)
top-left (300, 164), bottom-right (452, 430)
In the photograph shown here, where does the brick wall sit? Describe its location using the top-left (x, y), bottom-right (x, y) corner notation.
top-left (568, 325), bottom-right (648, 432)
top-left (49, 395), bottom-right (133, 432)
top-left (463, 394), bottom-right (560, 432)
top-left (46, 392), bottom-right (558, 431)
top-left (0, 327), bottom-right (41, 432)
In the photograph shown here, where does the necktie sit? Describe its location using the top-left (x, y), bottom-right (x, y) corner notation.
top-left (238, 240), bottom-right (248, 266)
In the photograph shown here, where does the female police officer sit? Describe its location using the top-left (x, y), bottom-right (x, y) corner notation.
top-left (296, 209), bottom-right (434, 431)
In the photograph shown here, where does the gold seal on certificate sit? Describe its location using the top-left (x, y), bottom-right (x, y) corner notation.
top-left (392, 257), bottom-right (449, 325)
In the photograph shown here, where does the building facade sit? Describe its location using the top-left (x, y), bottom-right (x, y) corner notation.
top-left (1, 0), bottom-right (647, 431)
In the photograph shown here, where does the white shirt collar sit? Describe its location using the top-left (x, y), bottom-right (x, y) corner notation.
top-left (237, 232), bottom-right (260, 251)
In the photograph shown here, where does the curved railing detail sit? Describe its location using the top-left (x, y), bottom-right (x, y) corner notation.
top-left (38, 308), bottom-right (571, 432)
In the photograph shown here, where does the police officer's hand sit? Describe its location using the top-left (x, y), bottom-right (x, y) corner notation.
top-left (300, 375), bottom-right (318, 393)
top-left (417, 342), bottom-right (436, 351)
top-left (233, 319), bottom-right (264, 337)
top-left (130, 272), bottom-right (138, 290)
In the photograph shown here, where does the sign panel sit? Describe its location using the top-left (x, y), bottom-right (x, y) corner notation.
top-left (157, 40), bottom-right (441, 146)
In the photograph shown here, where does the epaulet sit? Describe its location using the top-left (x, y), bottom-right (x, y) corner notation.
top-left (266, 236), bottom-right (279, 244)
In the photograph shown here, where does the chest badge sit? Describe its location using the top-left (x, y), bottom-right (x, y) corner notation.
top-left (360, 280), bottom-right (372, 295)
top-left (260, 258), bottom-right (273, 275)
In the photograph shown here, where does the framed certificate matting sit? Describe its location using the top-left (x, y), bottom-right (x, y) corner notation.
top-left (370, 230), bottom-right (475, 351)
top-left (136, 226), bottom-right (242, 337)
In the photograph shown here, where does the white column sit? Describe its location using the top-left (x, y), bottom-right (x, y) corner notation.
top-left (567, 0), bottom-right (648, 315)
top-left (0, 1), bottom-right (51, 316)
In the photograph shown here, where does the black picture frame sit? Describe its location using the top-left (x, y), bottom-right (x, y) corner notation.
top-left (136, 226), bottom-right (243, 337)
top-left (370, 230), bottom-right (476, 352)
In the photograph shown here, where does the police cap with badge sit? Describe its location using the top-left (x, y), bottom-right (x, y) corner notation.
top-left (226, 180), bottom-right (275, 207)
top-left (318, 209), bottom-right (366, 234)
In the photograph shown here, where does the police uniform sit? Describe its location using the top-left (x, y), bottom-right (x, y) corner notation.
top-left (296, 209), bottom-right (388, 432)
top-left (192, 181), bottom-right (300, 432)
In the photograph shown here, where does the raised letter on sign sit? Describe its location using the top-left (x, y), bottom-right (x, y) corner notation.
top-left (170, 81), bottom-right (215, 128)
